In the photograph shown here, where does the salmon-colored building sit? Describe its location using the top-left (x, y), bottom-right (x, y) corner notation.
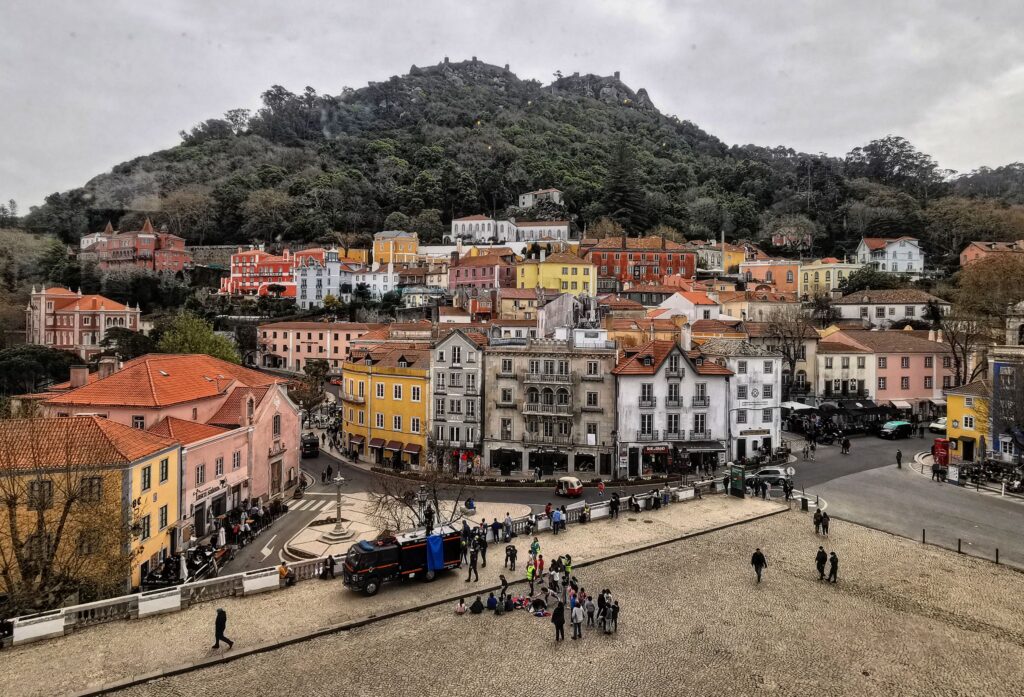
top-left (219, 246), bottom-right (326, 296)
top-left (959, 240), bottom-right (1024, 267)
top-left (738, 259), bottom-right (801, 293)
top-left (25, 286), bottom-right (141, 360)
top-left (81, 219), bottom-right (193, 273)
top-left (40, 354), bottom-right (302, 538)
top-left (258, 321), bottom-right (379, 372)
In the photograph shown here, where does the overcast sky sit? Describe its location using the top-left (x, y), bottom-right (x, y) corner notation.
top-left (3, 1), bottom-right (1023, 208)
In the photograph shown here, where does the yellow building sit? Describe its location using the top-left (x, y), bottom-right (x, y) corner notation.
top-left (373, 231), bottom-right (419, 265)
top-left (516, 252), bottom-right (596, 296)
top-left (945, 380), bottom-right (990, 464)
top-left (0, 416), bottom-right (181, 599)
top-left (722, 243), bottom-right (749, 275)
top-left (800, 257), bottom-right (863, 298)
top-left (339, 248), bottom-right (371, 265)
top-left (341, 343), bottom-right (430, 468)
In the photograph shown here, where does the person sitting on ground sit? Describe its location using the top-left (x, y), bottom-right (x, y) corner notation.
top-left (486, 592), bottom-right (498, 611)
top-left (504, 593), bottom-right (515, 613)
top-left (455, 598), bottom-right (467, 615)
top-left (531, 597), bottom-right (548, 614)
top-left (464, 497), bottom-right (476, 511)
top-left (470, 596), bottom-right (485, 614)
top-left (278, 561), bottom-right (296, 587)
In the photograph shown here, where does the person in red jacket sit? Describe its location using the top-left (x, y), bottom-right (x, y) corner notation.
top-left (536, 554), bottom-right (545, 578)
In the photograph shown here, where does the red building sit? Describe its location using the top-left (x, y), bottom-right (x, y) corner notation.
top-left (219, 247), bottom-right (326, 296)
top-left (580, 236), bottom-right (696, 293)
top-left (447, 254), bottom-right (516, 292)
top-left (85, 219), bottom-right (192, 273)
top-left (25, 286), bottom-right (141, 360)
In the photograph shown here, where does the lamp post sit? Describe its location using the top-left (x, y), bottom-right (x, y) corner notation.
top-left (320, 475), bottom-right (353, 543)
top-left (417, 484), bottom-right (428, 525)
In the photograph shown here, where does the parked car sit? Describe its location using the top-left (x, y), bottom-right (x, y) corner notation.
top-left (880, 420), bottom-right (914, 439)
top-left (329, 377), bottom-right (343, 386)
top-left (929, 417), bottom-right (947, 434)
top-left (745, 467), bottom-right (791, 488)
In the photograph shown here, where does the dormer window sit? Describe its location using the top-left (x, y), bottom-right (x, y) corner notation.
top-left (642, 356), bottom-right (653, 366)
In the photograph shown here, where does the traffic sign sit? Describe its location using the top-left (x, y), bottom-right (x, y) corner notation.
top-left (785, 466), bottom-right (796, 476)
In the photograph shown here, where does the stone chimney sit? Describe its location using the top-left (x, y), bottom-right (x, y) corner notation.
top-left (928, 328), bottom-right (936, 342)
top-left (614, 71), bottom-right (620, 80)
top-left (70, 365), bottom-right (89, 389)
top-left (98, 356), bottom-right (119, 379)
top-left (936, 329), bottom-right (944, 344)
top-left (677, 322), bottom-right (692, 351)
top-left (540, 248), bottom-right (546, 262)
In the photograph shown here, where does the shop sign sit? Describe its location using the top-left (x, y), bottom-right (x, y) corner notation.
top-left (193, 480), bottom-right (226, 500)
top-left (740, 429), bottom-right (770, 436)
top-left (643, 446), bottom-right (670, 455)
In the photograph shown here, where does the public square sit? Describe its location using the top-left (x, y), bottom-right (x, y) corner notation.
top-left (124, 507), bottom-right (1024, 697)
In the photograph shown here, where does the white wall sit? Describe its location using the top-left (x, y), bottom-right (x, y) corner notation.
top-left (725, 355), bottom-right (782, 459)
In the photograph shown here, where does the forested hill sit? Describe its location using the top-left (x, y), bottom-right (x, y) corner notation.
top-left (22, 57), bottom-right (1024, 269)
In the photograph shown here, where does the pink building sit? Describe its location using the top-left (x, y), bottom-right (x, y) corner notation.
top-left (448, 254), bottom-right (516, 291)
top-left (825, 329), bottom-right (954, 417)
top-left (84, 219), bottom-right (193, 273)
top-left (25, 286), bottom-right (141, 360)
top-left (148, 417), bottom-right (251, 538)
top-left (258, 321), bottom-right (379, 372)
top-left (41, 354), bottom-right (301, 538)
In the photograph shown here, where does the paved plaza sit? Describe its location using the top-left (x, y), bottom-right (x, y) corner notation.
top-left (0, 495), bottom-right (778, 697)
top-left (123, 508), bottom-right (1024, 697)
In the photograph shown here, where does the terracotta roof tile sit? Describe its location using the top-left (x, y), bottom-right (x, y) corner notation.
top-left (613, 340), bottom-right (678, 375)
top-left (148, 416), bottom-right (230, 444)
top-left (208, 386), bottom-right (272, 427)
top-left (834, 289), bottom-right (948, 305)
top-left (46, 354), bottom-right (283, 408)
top-left (945, 379), bottom-right (991, 398)
top-left (0, 416), bottom-right (176, 470)
top-left (685, 350), bottom-right (734, 375)
top-left (817, 340), bottom-right (871, 354)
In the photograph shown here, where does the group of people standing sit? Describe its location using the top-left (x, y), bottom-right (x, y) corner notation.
top-left (750, 507), bottom-right (840, 586)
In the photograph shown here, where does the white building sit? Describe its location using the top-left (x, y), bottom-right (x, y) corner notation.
top-left (449, 216), bottom-right (572, 244)
top-left (613, 339), bottom-right (730, 477)
top-left (657, 291), bottom-right (723, 324)
top-left (855, 237), bottom-right (925, 276)
top-left (698, 339), bottom-right (783, 460)
top-left (519, 188), bottom-right (564, 208)
top-left (816, 340), bottom-right (874, 402)
top-left (295, 249), bottom-right (363, 309)
top-left (833, 289), bottom-right (950, 328)
top-left (353, 263), bottom-right (400, 300)
top-left (430, 330), bottom-right (487, 468)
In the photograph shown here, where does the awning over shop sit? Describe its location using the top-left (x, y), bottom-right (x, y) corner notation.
top-left (368, 437), bottom-right (385, 448)
top-left (349, 435), bottom-right (365, 445)
top-left (890, 400), bottom-right (913, 410)
top-left (385, 440), bottom-right (404, 451)
top-left (684, 441), bottom-right (728, 452)
top-left (781, 401), bottom-right (814, 411)
top-left (930, 398), bottom-right (946, 406)
top-left (403, 443), bottom-right (422, 455)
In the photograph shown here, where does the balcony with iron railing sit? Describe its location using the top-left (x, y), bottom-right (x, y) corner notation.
top-left (340, 391), bottom-right (364, 404)
top-left (692, 396), bottom-right (710, 407)
top-left (639, 396), bottom-right (657, 409)
top-left (522, 433), bottom-right (573, 446)
top-left (665, 396), bottom-right (682, 408)
top-left (686, 429), bottom-right (713, 441)
top-left (664, 428), bottom-right (681, 439)
top-left (523, 402), bottom-right (573, 416)
top-left (635, 430), bottom-right (660, 442)
top-left (524, 371), bottom-right (574, 384)
top-left (665, 367), bottom-right (684, 378)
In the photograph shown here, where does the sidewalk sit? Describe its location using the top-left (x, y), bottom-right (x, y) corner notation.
top-left (0, 496), bottom-right (782, 697)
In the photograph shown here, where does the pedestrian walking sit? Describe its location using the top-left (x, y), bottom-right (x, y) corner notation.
top-left (610, 493), bottom-right (620, 518)
top-left (325, 465), bottom-right (332, 481)
top-left (530, 537), bottom-right (540, 561)
top-left (813, 509), bottom-right (822, 535)
top-left (499, 573), bottom-right (509, 597)
top-left (571, 602), bottom-right (585, 639)
top-left (503, 513), bottom-right (513, 541)
top-left (552, 601), bottom-right (565, 642)
top-left (526, 561), bottom-right (536, 595)
top-left (802, 444), bottom-right (809, 461)
top-left (611, 601), bottom-right (620, 632)
top-left (478, 533), bottom-right (488, 568)
top-left (815, 546), bottom-right (827, 580)
top-left (751, 548), bottom-right (768, 584)
top-left (821, 511), bottom-right (831, 536)
top-left (810, 441), bottom-right (816, 461)
top-left (465, 547), bottom-right (479, 582)
top-left (585, 595), bottom-right (596, 627)
top-left (896, 449), bottom-right (903, 469)
top-left (536, 554), bottom-right (544, 577)
top-left (827, 552), bottom-right (839, 584)
top-left (764, 481), bottom-right (772, 500)
top-left (460, 536), bottom-right (468, 564)
top-left (212, 608), bottom-right (234, 650)
top-left (598, 480), bottom-right (606, 497)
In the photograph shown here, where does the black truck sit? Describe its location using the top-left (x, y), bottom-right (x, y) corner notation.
top-left (342, 524), bottom-right (462, 595)
top-left (300, 432), bottom-right (320, 458)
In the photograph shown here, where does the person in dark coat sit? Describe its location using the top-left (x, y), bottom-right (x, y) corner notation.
top-left (828, 552), bottom-right (839, 584)
top-left (896, 449), bottom-right (903, 468)
top-left (322, 553), bottom-right (336, 579)
top-left (815, 546), bottom-right (827, 580)
top-left (813, 509), bottom-right (823, 535)
top-left (551, 601), bottom-right (565, 641)
top-left (212, 608), bottom-right (233, 650)
top-left (821, 511), bottom-right (831, 536)
top-left (465, 547), bottom-right (479, 582)
top-left (478, 533), bottom-right (488, 568)
top-left (423, 505), bottom-right (434, 536)
top-left (505, 544), bottom-right (518, 570)
top-left (470, 596), bottom-right (484, 614)
top-left (751, 548), bottom-right (767, 583)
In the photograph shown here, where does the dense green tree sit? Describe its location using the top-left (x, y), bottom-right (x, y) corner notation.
top-left (601, 139), bottom-right (648, 233)
top-left (156, 312), bottom-right (240, 363)
top-left (837, 267), bottom-right (911, 294)
top-left (0, 345), bottom-right (78, 395)
top-left (97, 327), bottom-right (156, 361)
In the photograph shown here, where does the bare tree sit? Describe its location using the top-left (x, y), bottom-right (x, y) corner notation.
top-left (766, 305), bottom-right (816, 400)
top-left (939, 311), bottom-right (994, 386)
top-left (364, 471), bottom-right (468, 537)
top-left (0, 419), bottom-right (142, 618)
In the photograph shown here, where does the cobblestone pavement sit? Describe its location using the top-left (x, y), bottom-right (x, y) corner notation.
top-left (0, 495), bottom-right (779, 697)
top-left (119, 508), bottom-right (1024, 697)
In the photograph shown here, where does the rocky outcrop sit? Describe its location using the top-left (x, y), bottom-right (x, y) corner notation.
top-left (545, 71), bottom-right (659, 113)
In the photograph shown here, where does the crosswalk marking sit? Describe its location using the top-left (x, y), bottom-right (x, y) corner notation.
top-left (291, 500), bottom-right (311, 510)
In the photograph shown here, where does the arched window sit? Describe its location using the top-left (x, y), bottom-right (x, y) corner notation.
top-left (542, 388), bottom-right (555, 406)
top-left (526, 388), bottom-right (539, 404)
top-left (556, 388), bottom-right (570, 406)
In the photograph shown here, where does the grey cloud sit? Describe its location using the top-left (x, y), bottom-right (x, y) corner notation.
top-left (2, 0), bottom-right (1022, 208)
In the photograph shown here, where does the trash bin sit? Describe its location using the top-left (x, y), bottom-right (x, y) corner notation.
top-left (800, 497), bottom-right (809, 512)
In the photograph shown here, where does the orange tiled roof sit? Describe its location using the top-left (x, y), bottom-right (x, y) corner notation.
top-left (453, 214), bottom-right (492, 221)
top-left (862, 236), bottom-right (917, 250)
top-left (678, 291), bottom-right (718, 305)
top-left (598, 295), bottom-right (645, 310)
top-left (46, 354), bottom-right (283, 408)
top-left (584, 236), bottom-right (686, 251)
top-left (0, 416), bottom-right (176, 470)
top-left (685, 350), bottom-right (734, 375)
top-left (613, 340), bottom-right (678, 375)
top-left (148, 416), bottom-right (230, 444)
top-left (208, 386), bottom-right (272, 428)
